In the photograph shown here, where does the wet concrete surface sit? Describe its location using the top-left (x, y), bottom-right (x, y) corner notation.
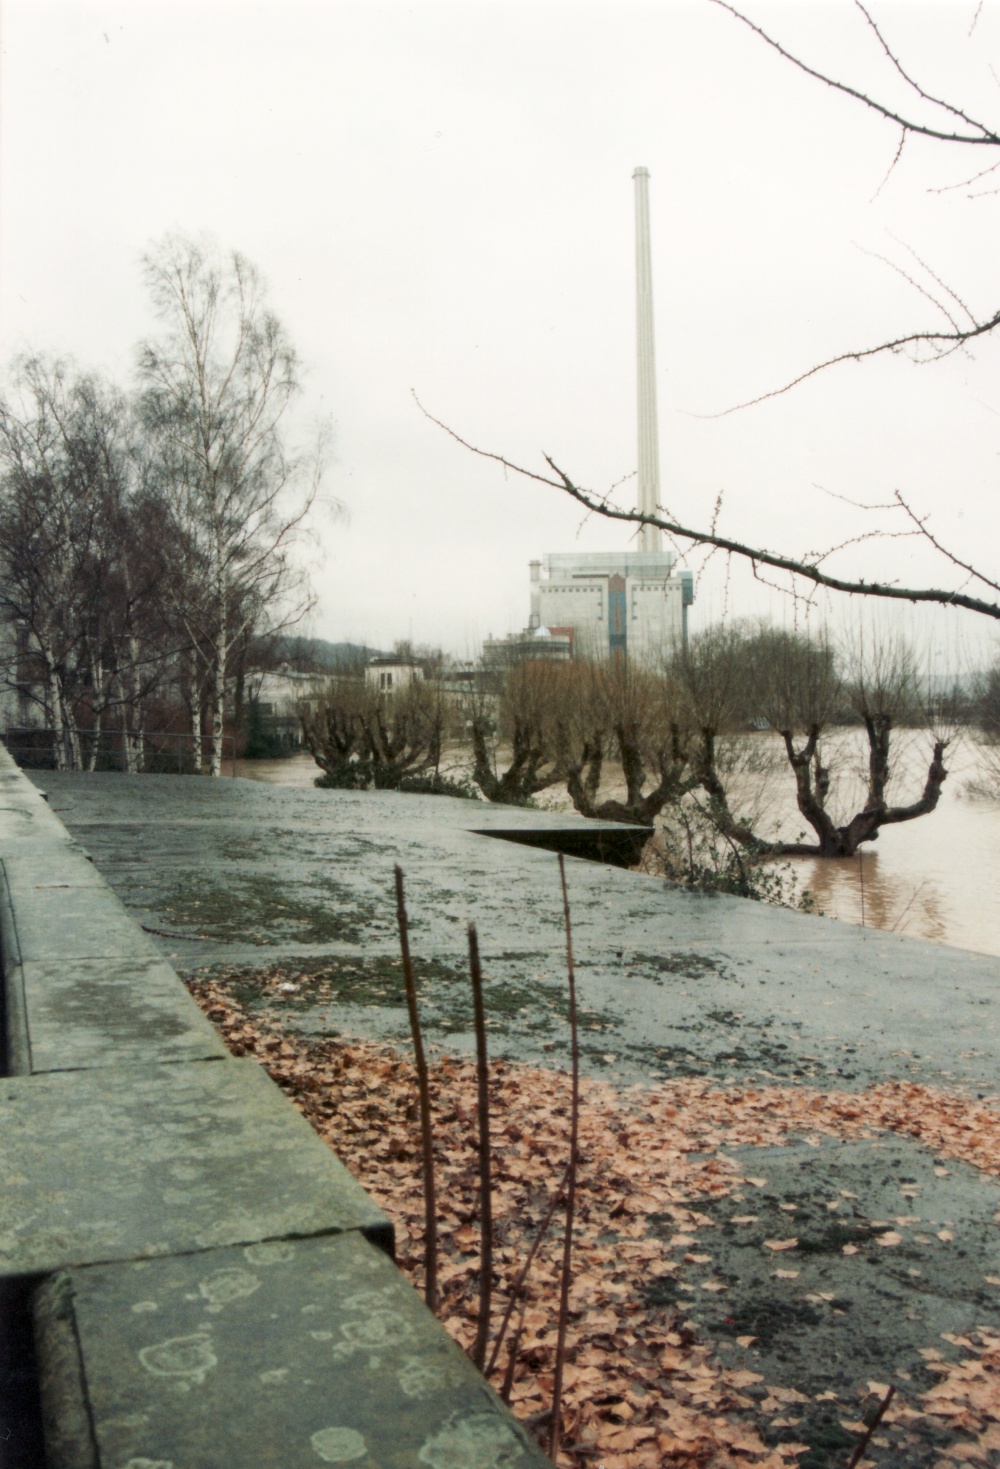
top-left (32, 771), bottom-right (1000, 1095)
top-left (663, 1135), bottom-right (1000, 1461)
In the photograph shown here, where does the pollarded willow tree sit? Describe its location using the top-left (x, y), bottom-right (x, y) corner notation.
top-left (301, 674), bottom-right (449, 791)
top-left (645, 621), bottom-right (955, 867)
top-left (557, 655), bottom-right (700, 826)
top-left (138, 235), bottom-right (320, 776)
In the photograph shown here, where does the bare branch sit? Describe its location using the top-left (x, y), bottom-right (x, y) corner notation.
top-left (701, 5), bottom-right (1000, 404)
top-left (549, 854), bottom-right (580, 1464)
top-left (848, 1385), bottom-right (896, 1469)
top-left (853, 0), bottom-right (987, 135)
top-left (853, 244), bottom-right (964, 334)
top-left (888, 234), bottom-right (978, 325)
top-left (415, 398), bottom-right (1000, 622)
top-left (467, 922), bottom-right (493, 1373)
top-left (696, 306), bottom-right (1000, 416)
top-left (869, 127), bottom-right (906, 202)
top-left (930, 156), bottom-right (1000, 193)
top-left (709, 0), bottom-right (1000, 144)
top-left (890, 487), bottom-right (1000, 596)
top-left (395, 866), bottom-right (438, 1315)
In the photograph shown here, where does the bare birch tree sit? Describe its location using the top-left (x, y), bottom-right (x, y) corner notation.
top-left (0, 357), bottom-right (169, 769)
top-left (139, 235), bottom-right (318, 776)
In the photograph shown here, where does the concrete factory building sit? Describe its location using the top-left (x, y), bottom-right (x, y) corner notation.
top-left (528, 552), bottom-right (693, 661)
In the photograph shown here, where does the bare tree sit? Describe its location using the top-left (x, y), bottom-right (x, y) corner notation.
top-left (967, 654), bottom-right (1000, 799)
top-left (302, 673), bottom-right (447, 791)
top-left (468, 659), bottom-right (574, 805)
top-left (470, 654), bottom-right (701, 824)
top-left (358, 676), bottom-right (446, 789)
top-left (300, 679), bottom-right (365, 786)
top-left (139, 235), bottom-right (319, 776)
top-left (975, 659), bottom-right (1000, 742)
top-left (561, 655), bottom-right (698, 826)
top-left (684, 624), bottom-right (951, 860)
top-left (0, 357), bottom-right (172, 769)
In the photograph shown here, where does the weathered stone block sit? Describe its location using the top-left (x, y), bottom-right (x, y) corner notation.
top-left (19, 956), bottom-right (227, 1073)
top-left (0, 1059), bottom-right (392, 1276)
top-left (45, 1231), bottom-right (550, 1468)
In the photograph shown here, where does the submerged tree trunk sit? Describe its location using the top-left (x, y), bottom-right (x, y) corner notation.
top-left (772, 724), bottom-right (949, 859)
top-left (471, 713), bottom-right (562, 804)
top-left (565, 723), bottom-right (694, 827)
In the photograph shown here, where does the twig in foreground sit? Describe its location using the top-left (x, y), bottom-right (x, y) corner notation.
top-left (486, 1158), bottom-right (572, 1384)
top-left (847, 1384), bottom-right (896, 1469)
top-left (467, 921), bottom-right (493, 1371)
top-left (549, 854), bottom-right (580, 1462)
top-left (394, 865), bottom-right (438, 1315)
top-left (500, 1287), bottom-right (532, 1406)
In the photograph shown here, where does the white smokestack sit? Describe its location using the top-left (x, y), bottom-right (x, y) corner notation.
top-left (633, 167), bottom-right (662, 554)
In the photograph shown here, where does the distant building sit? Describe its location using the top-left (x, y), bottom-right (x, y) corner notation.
top-left (481, 625), bottom-right (573, 669)
top-left (250, 665), bottom-right (331, 717)
top-left (528, 552), bottom-right (693, 662)
top-left (365, 656), bottom-right (423, 693)
top-left (510, 170), bottom-right (694, 665)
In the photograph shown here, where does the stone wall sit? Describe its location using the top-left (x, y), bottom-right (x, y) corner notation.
top-left (0, 747), bottom-right (549, 1468)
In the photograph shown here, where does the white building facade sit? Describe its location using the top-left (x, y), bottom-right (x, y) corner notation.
top-left (365, 657), bottom-right (423, 693)
top-left (528, 551), bottom-right (693, 663)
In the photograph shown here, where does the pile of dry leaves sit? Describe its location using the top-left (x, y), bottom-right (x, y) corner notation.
top-left (187, 971), bottom-right (1000, 1468)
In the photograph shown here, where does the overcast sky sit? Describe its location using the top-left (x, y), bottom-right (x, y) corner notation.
top-left (2, 0), bottom-right (999, 661)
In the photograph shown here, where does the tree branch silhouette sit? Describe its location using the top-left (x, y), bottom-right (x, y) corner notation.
top-left (709, 0), bottom-right (1000, 145)
top-left (414, 393), bottom-right (1000, 623)
top-left (705, 1), bottom-right (1000, 412)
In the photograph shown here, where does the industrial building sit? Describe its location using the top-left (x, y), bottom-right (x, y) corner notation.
top-left (528, 551), bottom-right (693, 661)
top-left (517, 168), bottom-right (694, 665)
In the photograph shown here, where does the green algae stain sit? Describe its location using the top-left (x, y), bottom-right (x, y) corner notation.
top-left (160, 873), bottom-right (376, 944)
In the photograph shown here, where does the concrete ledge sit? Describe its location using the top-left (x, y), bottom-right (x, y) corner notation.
top-left (0, 1060), bottom-right (393, 1276)
top-left (18, 956), bottom-right (227, 1073)
top-left (3, 877), bottom-right (166, 963)
top-left (473, 821), bottom-right (652, 867)
top-left (0, 746), bottom-right (548, 1467)
top-left (37, 1232), bottom-right (547, 1469)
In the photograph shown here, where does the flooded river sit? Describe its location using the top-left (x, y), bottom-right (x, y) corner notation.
top-left (234, 752), bottom-right (327, 790)
top-left (234, 741), bottom-right (1000, 959)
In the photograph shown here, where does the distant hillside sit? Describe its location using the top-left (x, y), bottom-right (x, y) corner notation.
top-left (253, 636), bottom-right (388, 674)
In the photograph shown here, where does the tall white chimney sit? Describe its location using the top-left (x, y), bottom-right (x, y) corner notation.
top-left (633, 167), bottom-right (662, 554)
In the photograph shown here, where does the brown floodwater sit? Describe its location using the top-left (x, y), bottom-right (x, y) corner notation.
top-left (744, 732), bottom-right (1000, 959)
top-left (793, 778), bottom-right (1000, 956)
top-left (234, 739), bottom-right (1000, 959)
top-left (233, 752), bottom-right (326, 789)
